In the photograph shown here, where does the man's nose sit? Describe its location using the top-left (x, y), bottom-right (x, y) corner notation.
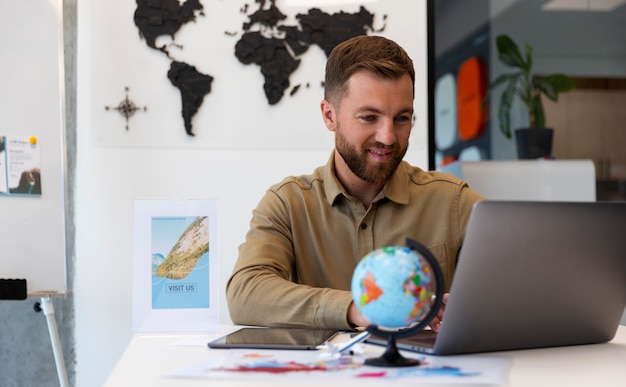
top-left (375, 119), bottom-right (397, 145)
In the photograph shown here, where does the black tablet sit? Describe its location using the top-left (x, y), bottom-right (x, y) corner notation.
top-left (208, 327), bottom-right (338, 350)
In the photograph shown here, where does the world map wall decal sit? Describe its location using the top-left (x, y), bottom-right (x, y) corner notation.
top-left (132, 0), bottom-right (385, 137)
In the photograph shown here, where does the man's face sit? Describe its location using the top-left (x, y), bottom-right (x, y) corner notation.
top-left (323, 70), bottom-right (414, 185)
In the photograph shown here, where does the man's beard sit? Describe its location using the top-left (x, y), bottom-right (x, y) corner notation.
top-left (335, 131), bottom-right (407, 185)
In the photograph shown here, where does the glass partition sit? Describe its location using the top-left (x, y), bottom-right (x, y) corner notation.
top-left (428, 0), bottom-right (626, 201)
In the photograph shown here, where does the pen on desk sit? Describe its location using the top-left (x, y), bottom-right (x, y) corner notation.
top-left (338, 331), bottom-right (371, 354)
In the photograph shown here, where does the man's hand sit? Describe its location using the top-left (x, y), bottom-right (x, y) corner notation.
top-left (348, 302), bottom-right (371, 328)
top-left (429, 293), bottom-right (449, 332)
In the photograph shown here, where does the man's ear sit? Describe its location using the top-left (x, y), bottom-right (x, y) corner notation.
top-left (320, 99), bottom-right (337, 132)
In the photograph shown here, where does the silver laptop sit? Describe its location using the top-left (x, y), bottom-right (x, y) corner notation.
top-left (368, 201), bottom-right (626, 355)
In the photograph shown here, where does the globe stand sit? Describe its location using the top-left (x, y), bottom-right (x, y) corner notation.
top-left (362, 238), bottom-right (445, 368)
top-left (364, 334), bottom-right (421, 367)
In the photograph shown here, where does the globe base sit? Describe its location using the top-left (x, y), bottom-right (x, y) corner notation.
top-left (364, 335), bottom-right (422, 367)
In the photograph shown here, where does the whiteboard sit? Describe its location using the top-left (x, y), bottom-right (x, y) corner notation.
top-left (0, 0), bottom-right (67, 296)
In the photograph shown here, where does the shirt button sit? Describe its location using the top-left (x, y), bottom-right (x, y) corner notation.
top-left (360, 223), bottom-right (367, 230)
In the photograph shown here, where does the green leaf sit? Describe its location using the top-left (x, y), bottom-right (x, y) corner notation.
top-left (546, 74), bottom-right (576, 92)
top-left (498, 90), bottom-right (513, 138)
top-left (524, 43), bottom-right (533, 74)
top-left (496, 35), bottom-right (526, 69)
top-left (534, 77), bottom-right (557, 101)
top-left (486, 72), bottom-right (523, 96)
top-left (484, 72), bottom-right (522, 107)
top-left (503, 75), bottom-right (520, 107)
top-left (531, 95), bottom-right (545, 127)
top-left (488, 72), bottom-right (519, 90)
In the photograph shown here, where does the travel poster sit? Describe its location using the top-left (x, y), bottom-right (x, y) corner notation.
top-left (133, 199), bottom-right (219, 333)
top-left (151, 215), bottom-right (210, 309)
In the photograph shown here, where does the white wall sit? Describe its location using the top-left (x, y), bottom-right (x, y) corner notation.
top-left (75, 2), bottom-right (429, 386)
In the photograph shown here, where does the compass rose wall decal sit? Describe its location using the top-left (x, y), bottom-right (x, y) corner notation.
top-left (105, 87), bottom-right (147, 130)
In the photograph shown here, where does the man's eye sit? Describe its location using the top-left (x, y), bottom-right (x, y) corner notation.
top-left (396, 115), bottom-right (412, 123)
top-left (361, 115), bottom-right (376, 122)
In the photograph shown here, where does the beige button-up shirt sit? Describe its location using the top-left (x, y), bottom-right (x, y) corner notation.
top-left (226, 152), bottom-right (484, 330)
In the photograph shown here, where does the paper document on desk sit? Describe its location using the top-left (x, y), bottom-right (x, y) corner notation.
top-left (167, 349), bottom-right (510, 384)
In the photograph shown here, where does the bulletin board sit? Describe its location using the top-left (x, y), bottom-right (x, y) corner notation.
top-left (0, 0), bottom-right (68, 296)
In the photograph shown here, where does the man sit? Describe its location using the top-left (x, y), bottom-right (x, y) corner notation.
top-left (226, 35), bottom-right (483, 331)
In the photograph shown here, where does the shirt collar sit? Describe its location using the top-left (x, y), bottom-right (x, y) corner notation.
top-left (381, 161), bottom-right (411, 205)
top-left (322, 150), bottom-right (411, 206)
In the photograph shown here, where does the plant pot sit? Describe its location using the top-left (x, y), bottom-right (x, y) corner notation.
top-left (515, 128), bottom-right (554, 159)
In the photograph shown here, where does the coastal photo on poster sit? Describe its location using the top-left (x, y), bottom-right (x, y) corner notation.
top-left (151, 216), bottom-right (210, 309)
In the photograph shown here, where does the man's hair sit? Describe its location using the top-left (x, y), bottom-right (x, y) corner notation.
top-left (324, 35), bottom-right (415, 105)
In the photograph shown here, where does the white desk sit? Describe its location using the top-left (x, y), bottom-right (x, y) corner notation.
top-left (105, 325), bottom-right (626, 387)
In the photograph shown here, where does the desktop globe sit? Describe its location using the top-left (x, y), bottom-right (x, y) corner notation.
top-left (351, 246), bottom-right (435, 327)
top-left (351, 239), bottom-right (444, 367)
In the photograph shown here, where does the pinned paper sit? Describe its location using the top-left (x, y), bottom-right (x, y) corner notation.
top-left (0, 135), bottom-right (42, 196)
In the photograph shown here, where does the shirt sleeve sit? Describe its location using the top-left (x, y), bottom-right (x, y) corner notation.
top-left (458, 182), bottom-right (486, 237)
top-left (225, 188), bottom-right (356, 330)
top-left (454, 182), bottom-right (486, 262)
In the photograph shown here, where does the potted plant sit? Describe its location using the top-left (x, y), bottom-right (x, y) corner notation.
top-left (486, 34), bottom-right (576, 159)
